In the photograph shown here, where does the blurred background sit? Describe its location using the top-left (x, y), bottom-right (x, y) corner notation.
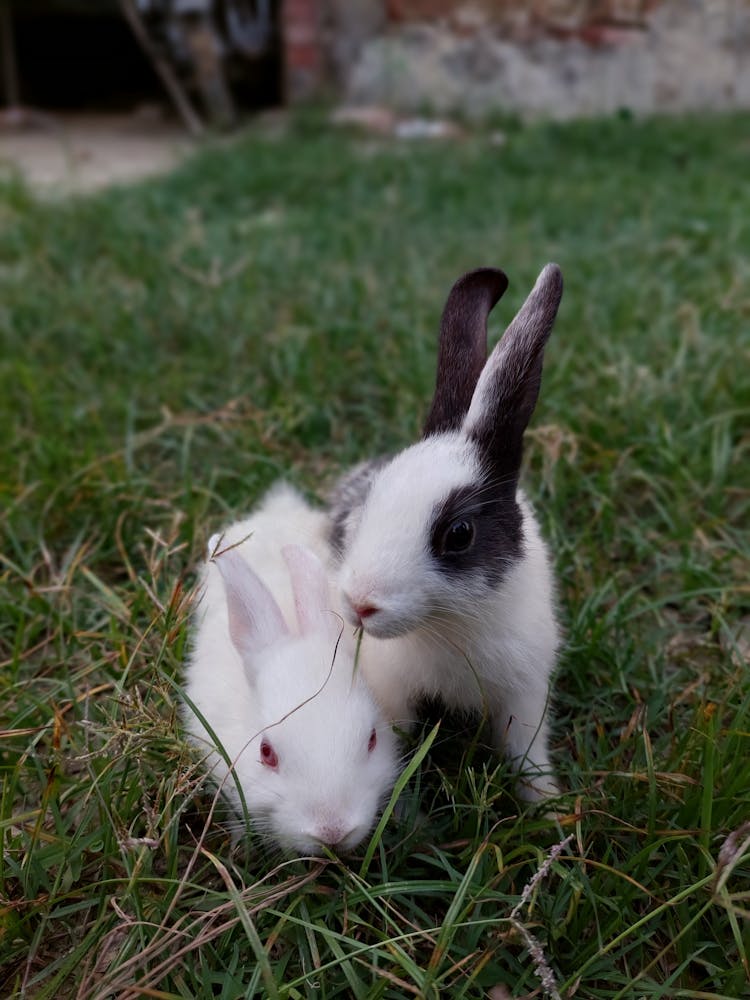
top-left (1, 0), bottom-right (750, 190)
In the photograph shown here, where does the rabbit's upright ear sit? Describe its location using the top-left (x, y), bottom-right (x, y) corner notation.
top-left (423, 268), bottom-right (509, 437)
top-left (282, 545), bottom-right (339, 641)
top-left (463, 263), bottom-right (563, 474)
top-left (213, 549), bottom-right (289, 666)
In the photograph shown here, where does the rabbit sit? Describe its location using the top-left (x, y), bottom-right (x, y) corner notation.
top-left (327, 264), bottom-right (564, 801)
top-left (184, 484), bottom-right (400, 854)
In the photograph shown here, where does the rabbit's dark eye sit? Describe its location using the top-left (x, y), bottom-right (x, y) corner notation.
top-left (368, 728), bottom-right (377, 753)
top-left (444, 520), bottom-right (474, 553)
top-left (260, 739), bottom-right (279, 769)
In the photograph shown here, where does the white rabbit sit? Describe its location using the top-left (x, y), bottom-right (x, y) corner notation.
top-left (184, 484), bottom-right (400, 854)
top-left (328, 264), bottom-right (564, 800)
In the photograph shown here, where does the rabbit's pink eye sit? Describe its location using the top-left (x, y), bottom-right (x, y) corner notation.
top-left (368, 728), bottom-right (377, 753)
top-left (260, 739), bottom-right (278, 769)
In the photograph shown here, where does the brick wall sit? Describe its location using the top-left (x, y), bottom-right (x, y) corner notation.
top-left (281, 0), bottom-right (750, 109)
top-left (278, 0), bottom-right (670, 105)
top-left (341, 0), bottom-right (750, 118)
top-left (386, 1), bottom-right (663, 40)
top-left (281, 0), bottom-right (324, 101)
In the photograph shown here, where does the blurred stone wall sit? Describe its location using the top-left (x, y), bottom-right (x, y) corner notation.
top-left (323, 0), bottom-right (750, 117)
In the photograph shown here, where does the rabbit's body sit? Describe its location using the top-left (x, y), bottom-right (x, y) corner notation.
top-left (328, 265), bottom-right (564, 799)
top-left (185, 484), bottom-right (400, 854)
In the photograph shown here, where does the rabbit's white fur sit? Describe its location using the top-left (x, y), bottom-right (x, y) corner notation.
top-left (341, 443), bottom-right (559, 798)
top-left (184, 484), bottom-right (399, 854)
top-left (330, 264), bottom-right (564, 800)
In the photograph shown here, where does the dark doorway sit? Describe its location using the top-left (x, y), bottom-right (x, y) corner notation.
top-left (1, 2), bottom-right (282, 120)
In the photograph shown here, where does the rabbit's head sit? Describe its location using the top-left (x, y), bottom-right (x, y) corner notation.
top-left (337, 264), bottom-right (563, 639)
top-left (209, 542), bottom-right (399, 854)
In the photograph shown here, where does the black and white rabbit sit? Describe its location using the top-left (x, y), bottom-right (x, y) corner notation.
top-left (328, 264), bottom-right (564, 800)
top-left (184, 485), bottom-right (400, 853)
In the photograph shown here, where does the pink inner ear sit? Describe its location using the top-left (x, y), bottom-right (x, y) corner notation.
top-left (214, 549), bottom-right (288, 661)
top-left (282, 544), bottom-right (335, 638)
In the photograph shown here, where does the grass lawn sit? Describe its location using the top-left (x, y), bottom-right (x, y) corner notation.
top-left (1, 111), bottom-right (749, 999)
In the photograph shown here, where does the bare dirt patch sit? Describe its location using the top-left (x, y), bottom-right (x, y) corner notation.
top-left (0, 108), bottom-right (194, 195)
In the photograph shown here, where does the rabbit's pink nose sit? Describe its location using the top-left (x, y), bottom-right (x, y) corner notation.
top-left (352, 602), bottom-right (378, 621)
top-left (316, 823), bottom-right (352, 847)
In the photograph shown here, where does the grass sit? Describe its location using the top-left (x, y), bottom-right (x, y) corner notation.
top-left (1, 109), bottom-right (749, 998)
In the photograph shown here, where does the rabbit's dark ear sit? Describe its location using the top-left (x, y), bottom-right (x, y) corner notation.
top-left (422, 268), bottom-right (509, 437)
top-left (463, 263), bottom-right (563, 475)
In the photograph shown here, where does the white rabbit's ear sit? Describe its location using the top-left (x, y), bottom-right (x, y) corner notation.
top-left (423, 267), bottom-right (508, 437)
top-left (463, 263), bottom-right (563, 473)
top-left (282, 544), bottom-right (338, 640)
top-left (213, 549), bottom-right (289, 664)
